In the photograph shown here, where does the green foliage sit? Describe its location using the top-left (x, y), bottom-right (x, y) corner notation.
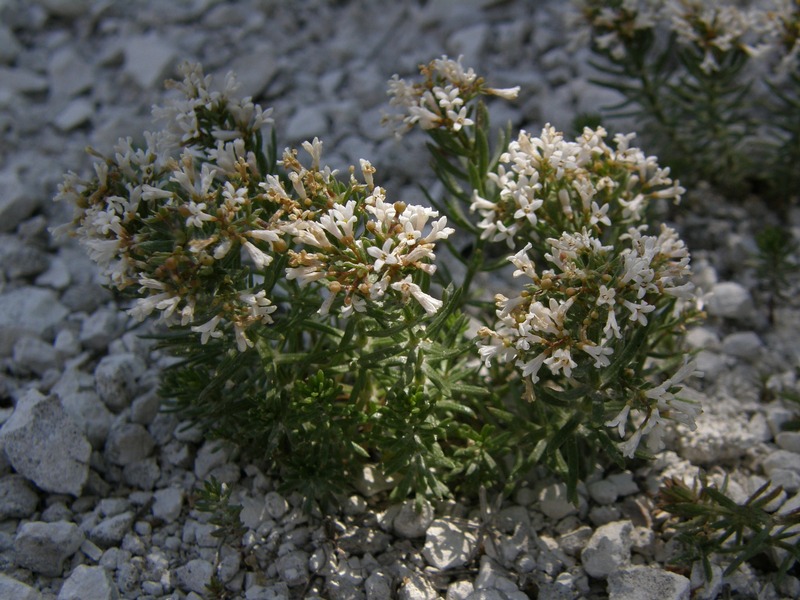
top-left (57, 58), bottom-right (702, 511)
top-left (753, 225), bottom-right (799, 324)
top-left (657, 475), bottom-right (800, 582)
top-left (193, 476), bottom-right (247, 545)
top-left (576, 0), bottom-right (800, 207)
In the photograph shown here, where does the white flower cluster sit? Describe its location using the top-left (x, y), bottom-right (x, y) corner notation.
top-left (385, 55), bottom-right (519, 137)
top-left (477, 224), bottom-right (692, 380)
top-left (579, 0), bottom-right (662, 60)
top-left (577, 0), bottom-right (798, 75)
top-left (273, 145), bottom-right (455, 317)
top-left (666, 0), bottom-right (763, 73)
top-left (153, 62), bottom-right (273, 148)
top-left (57, 60), bottom-right (455, 354)
top-left (470, 124), bottom-right (684, 248)
top-left (477, 222), bottom-right (698, 456)
top-left (757, 0), bottom-right (800, 77)
top-left (474, 122), bottom-right (698, 458)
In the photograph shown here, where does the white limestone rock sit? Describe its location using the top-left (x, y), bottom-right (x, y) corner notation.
top-left (104, 422), bottom-right (155, 466)
top-left (0, 286), bottom-right (69, 355)
top-left (12, 335), bottom-right (61, 376)
top-left (53, 97), bottom-right (94, 131)
top-left (721, 331), bottom-right (763, 360)
top-left (0, 25), bottom-right (21, 64)
top-left (607, 566), bottom-right (690, 600)
top-left (422, 518), bottom-right (478, 570)
top-left (538, 482), bottom-right (578, 520)
top-left (90, 511), bottom-right (135, 548)
top-left (122, 33), bottom-right (178, 89)
top-left (276, 550), bottom-right (310, 587)
top-left (35, 0), bottom-right (93, 17)
top-left (0, 66), bottom-right (48, 95)
top-left (225, 44), bottom-right (280, 98)
top-left (174, 558), bottom-right (214, 595)
top-left (0, 474), bottom-right (39, 519)
top-left (776, 432), bottom-right (800, 454)
top-left (14, 520), bottom-right (84, 577)
top-left (285, 105), bottom-right (329, 143)
top-left (60, 390), bottom-right (114, 449)
top-left (0, 390), bottom-right (91, 496)
top-left (580, 520), bottom-right (633, 579)
top-left (48, 47), bottom-right (94, 99)
top-left (0, 573), bottom-right (42, 600)
top-left (57, 564), bottom-right (119, 600)
top-left (706, 282), bottom-right (754, 320)
top-left (394, 499), bottom-right (435, 538)
top-left (94, 353), bottom-right (147, 412)
top-left (151, 487), bottom-right (184, 523)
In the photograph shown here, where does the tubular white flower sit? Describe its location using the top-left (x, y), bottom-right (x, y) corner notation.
top-left (485, 86), bottom-right (520, 100)
top-left (579, 342), bottom-right (614, 367)
top-left (243, 241), bottom-right (273, 270)
top-left (185, 201), bottom-right (215, 228)
top-left (191, 315), bottom-right (223, 344)
top-left (366, 239), bottom-right (400, 272)
top-left (302, 137), bottom-right (323, 171)
top-left (390, 276), bottom-right (443, 315)
top-left (605, 404), bottom-right (631, 438)
top-left (544, 347), bottom-right (577, 377)
top-left (517, 353), bottom-right (547, 383)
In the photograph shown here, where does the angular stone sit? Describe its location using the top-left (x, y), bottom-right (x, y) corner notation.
top-left (538, 482), bottom-right (577, 520)
top-left (399, 570), bottom-right (438, 600)
top-left (14, 520), bottom-right (84, 577)
top-left (122, 457), bottom-right (160, 490)
top-left (0, 26), bottom-right (22, 64)
top-left (194, 440), bottom-right (231, 479)
top-left (762, 450), bottom-right (800, 476)
top-left (276, 550), bottom-right (310, 587)
top-left (776, 432), bottom-right (800, 454)
top-left (90, 511), bottom-right (135, 549)
top-left (36, 0), bottom-right (93, 17)
top-left (59, 390), bottom-right (114, 449)
top-left (123, 33), bottom-right (177, 89)
top-left (705, 282), bottom-right (753, 319)
top-left (48, 47), bottom-right (94, 99)
top-left (0, 235), bottom-right (49, 279)
top-left (105, 423), bottom-right (155, 466)
top-left (0, 474), bottom-right (39, 519)
top-left (365, 570), bottom-right (393, 600)
top-left (174, 558), bottom-right (213, 595)
top-left (54, 98), bottom-right (94, 132)
top-left (226, 44), bottom-right (280, 98)
top-left (394, 499), bottom-right (434, 538)
top-left (607, 566), bottom-right (690, 600)
top-left (95, 353), bottom-right (147, 412)
top-left (588, 479), bottom-right (618, 505)
top-left (151, 487), bottom-right (184, 523)
top-left (422, 518), bottom-right (478, 570)
top-left (78, 307), bottom-right (125, 351)
top-left (0, 574), bottom-right (41, 600)
top-left (580, 520), bottom-right (633, 579)
top-left (721, 331), bottom-right (763, 359)
top-left (12, 336), bottom-right (61, 376)
top-left (0, 287), bottom-right (69, 355)
top-left (0, 66), bottom-right (48, 95)
top-left (0, 390), bottom-right (91, 495)
top-left (36, 256), bottom-right (72, 290)
top-left (285, 105), bottom-right (329, 142)
top-left (57, 564), bottom-right (119, 600)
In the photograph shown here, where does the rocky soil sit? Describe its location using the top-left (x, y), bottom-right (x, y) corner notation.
top-left (0, 0), bottom-right (799, 599)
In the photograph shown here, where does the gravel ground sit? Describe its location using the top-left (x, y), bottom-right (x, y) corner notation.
top-left (0, 1), bottom-right (799, 599)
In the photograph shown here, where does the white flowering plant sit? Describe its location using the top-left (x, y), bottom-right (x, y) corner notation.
top-left (56, 58), bottom-right (702, 507)
top-left (574, 0), bottom-right (800, 207)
